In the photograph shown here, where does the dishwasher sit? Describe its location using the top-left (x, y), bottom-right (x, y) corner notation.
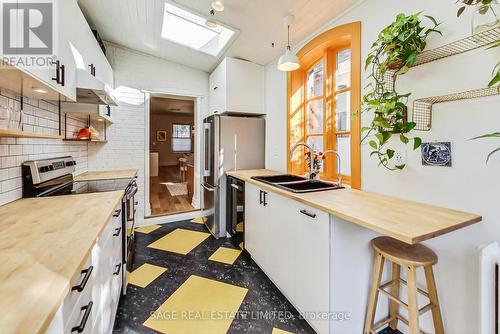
top-left (227, 176), bottom-right (245, 250)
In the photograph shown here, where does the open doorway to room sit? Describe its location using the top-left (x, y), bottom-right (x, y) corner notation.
top-left (149, 96), bottom-right (196, 216)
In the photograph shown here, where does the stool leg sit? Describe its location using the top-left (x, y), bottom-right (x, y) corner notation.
top-left (364, 252), bottom-right (384, 334)
top-left (406, 266), bottom-right (420, 334)
top-left (424, 266), bottom-right (444, 334)
top-left (389, 263), bottom-right (400, 330)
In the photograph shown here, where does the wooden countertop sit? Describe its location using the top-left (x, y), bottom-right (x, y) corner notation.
top-left (74, 169), bottom-right (138, 181)
top-left (227, 169), bottom-right (482, 244)
top-left (0, 191), bottom-right (124, 334)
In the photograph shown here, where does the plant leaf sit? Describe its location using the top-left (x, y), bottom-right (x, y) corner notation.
top-left (486, 147), bottom-right (500, 164)
top-left (369, 140), bottom-right (378, 149)
top-left (413, 137), bottom-right (422, 150)
top-left (395, 164), bottom-right (406, 170)
top-left (400, 134), bottom-right (409, 144)
top-left (387, 149), bottom-right (395, 159)
top-left (471, 132), bottom-right (500, 140)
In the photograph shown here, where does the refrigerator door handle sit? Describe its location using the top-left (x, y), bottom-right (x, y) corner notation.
top-left (201, 183), bottom-right (216, 192)
top-left (203, 123), bottom-right (211, 177)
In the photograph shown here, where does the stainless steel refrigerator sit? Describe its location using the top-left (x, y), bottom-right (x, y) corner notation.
top-left (202, 115), bottom-right (265, 238)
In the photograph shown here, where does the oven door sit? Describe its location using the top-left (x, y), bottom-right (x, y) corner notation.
top-left (122, 180), bottom-right (138, 294)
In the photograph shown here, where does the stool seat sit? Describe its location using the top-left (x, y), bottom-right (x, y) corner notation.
top-left (365, 237), bottom-right (444, 334)
top-left (372, 236), bottom-right (437, 267)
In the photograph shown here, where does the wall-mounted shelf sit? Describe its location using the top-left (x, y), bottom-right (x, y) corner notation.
top-left (412, 26), bottom-right (500, 67)
top-left (0, 129), bottom-right (63, 139)
top-left (63, 138), bottom-right (107, 143)
top-left (413, 86), bottom-right (499, 131)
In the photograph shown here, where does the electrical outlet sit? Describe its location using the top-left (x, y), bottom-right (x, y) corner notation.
top-left (394, 151), bottom-right (407, 166)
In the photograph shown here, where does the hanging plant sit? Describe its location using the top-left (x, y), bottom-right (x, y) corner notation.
top-left (361, 12), bottom-right (441, 170)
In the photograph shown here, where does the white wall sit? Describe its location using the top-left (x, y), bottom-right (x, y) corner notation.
top-left (264, 0), bottom-right (500, 333)
top-left (88, 44), bottom-right (208, 224)
top-left (0, 90), bottom-right (88, 206)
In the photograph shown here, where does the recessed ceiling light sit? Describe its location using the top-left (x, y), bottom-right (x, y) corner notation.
top-left (33, 87), bottom-right (47, 94)
top-left (211, 0), bottom-right (224, 12)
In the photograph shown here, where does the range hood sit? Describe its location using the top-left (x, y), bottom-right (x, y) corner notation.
top-left (73, 69), bottom-right (117, 106)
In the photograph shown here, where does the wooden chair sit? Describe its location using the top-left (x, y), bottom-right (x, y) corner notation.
top-left (364, 236), bottom-right (444, 334)
top-left (178, 158), bottom-right (188, 181)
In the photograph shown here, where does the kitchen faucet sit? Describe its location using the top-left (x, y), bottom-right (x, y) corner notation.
top-left (289, 142), bottom-right (315, 180)
top-left (322, 150), bottom-right (342, 187)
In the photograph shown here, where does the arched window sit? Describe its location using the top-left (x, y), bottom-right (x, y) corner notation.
top-left (287, 22), bottom-right (361, 189)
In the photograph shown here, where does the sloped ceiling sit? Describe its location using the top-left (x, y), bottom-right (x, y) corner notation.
top-left (78, 0), bottom-right (358, 72)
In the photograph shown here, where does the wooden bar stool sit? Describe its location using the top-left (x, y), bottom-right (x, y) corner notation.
top-left (364, 236), bottom-right (444, 334)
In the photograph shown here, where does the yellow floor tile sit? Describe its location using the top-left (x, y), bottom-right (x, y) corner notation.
top-left (208, 247), bottom-right (242, 265)
top-left (236, 222), bottom-right (244, 232)
top-left (135, 225), bottom-right (161, 234)
top-left (239, 242), bottom-right (244, 250)
top-left (128, 263), bottom-right (167, 288)
top-left (272, 328), bottom-right (294, 334)
top-left (144, 275), bottom-right (248, 334)
top-left (190, 217), bottom-right (207, 224)
top-left (148, 228), bottom-right (210, 255)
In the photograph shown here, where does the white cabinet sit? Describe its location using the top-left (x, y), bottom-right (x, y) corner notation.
top-left (209, 57), bottom-right (264, 115)
top-left (46, 204), bottom-right (122, 334)
top-left (244, 183), bottom-right (330, 334)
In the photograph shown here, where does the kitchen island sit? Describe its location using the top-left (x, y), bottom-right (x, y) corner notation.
top-left (226, 169), bottom-right (482, 334)
top-left (0, 191), bottom-right (124, 334)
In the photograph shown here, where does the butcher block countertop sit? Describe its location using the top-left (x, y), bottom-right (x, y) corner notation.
top-left (74, 169), bottom-right (138, 181)
top-left (0, 191), bottom-right (124, 334)
top-left (227, 169), bottom-right (482, 245)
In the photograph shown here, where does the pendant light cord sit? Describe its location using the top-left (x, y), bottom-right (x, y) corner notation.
top-left (287, 25), bottom-right (291, 51)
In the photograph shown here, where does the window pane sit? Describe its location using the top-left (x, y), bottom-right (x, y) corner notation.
top-left (306, 61), bottom-right (324, 99)
top-left (336, 134), bottom-right (351, 175)
top-left (172, 138), bottom-right (192, 152)
top-left (306, 100), bottom-right (324, 134)
top-left (307, 135), bottom-right (323, 152)
top-left (336, 49), bottom-right (351, 90)
top-left (335, 91), bottom-right (351, 131)
top-left (173, 124), bottom-right (191, 138)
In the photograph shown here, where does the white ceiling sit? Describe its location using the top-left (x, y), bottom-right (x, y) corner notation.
top-left (77, 0), bottom-right (357, 72)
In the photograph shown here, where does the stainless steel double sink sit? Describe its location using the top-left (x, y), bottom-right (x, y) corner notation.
top-left (251, 174), bottom-right (343, 193)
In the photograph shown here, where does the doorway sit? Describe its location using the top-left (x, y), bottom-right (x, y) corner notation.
top-left (149, 96), bottom-right (197, 217)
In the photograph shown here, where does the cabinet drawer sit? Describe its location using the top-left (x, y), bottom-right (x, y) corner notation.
top-left (46, 254), bottom-right (95, 334)
top-left (63, 287), bottom-right (95, 334)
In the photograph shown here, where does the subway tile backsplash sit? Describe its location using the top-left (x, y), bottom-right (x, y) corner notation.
top-left (0, 89), bottom-right (88, 206)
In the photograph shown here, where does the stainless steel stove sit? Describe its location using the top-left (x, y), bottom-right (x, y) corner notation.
top-left (22, 156), bottom-right (138, 295)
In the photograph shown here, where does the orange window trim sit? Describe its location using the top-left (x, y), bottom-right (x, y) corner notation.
top-left (286, 21), bottom-right (361, 190)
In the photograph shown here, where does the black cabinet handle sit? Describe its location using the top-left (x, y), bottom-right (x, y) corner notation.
top-left (72, 266), bottom-right (93, 292)
top-left (213, 86), bottom-right (218, 90)
top-left (71, 301), bottom-right (93, 333)
top-left (106, 105), bottom-right (111, 116)
top-left (89, 64), bottom-right (96, 76)
top-left (259, 190), bottom-right (263, 205)
top-left (263, 192), bottom-right (268, 206)
top-left (113, 264), bottom-right (121, 276)
top-left (60, 64), bottom-right (65, 86)
top-left (113, 227), bottom-right (121, 237)
top-left (300, 209), bottom-right (317, 219)
top-left (113, 209), bottom-right (122, 217)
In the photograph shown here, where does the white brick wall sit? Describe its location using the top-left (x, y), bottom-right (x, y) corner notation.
top-left (88, 44), bottom-right (209, 224)
top-left (0, 89), bottom-right (88, 206)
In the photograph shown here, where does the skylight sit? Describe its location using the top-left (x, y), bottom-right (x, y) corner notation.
top-left (161, 2), bottom-right (236, 57)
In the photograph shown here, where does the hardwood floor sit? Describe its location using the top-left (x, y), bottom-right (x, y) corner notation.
top-left (149, 166), bottom-right (196, 216)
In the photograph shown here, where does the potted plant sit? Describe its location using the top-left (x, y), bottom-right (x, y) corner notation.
top-left (362, 12), bottom-right (441, 170)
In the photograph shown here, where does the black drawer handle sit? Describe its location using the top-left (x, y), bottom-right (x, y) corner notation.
top-left (263, 192), bottom-right (268, 206)
top-left (113, 227), bottom-right (121, 237)
top-left (113, 264), bottom-right (121, 276)
top-left (72, 266), bottom-right (93, 292)
top-left (300, 210), bottom-right (317, 219)
top-left (113, 209), bottom-right (122, 217)
top-left (71, 301), bottom-right (93, 333)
